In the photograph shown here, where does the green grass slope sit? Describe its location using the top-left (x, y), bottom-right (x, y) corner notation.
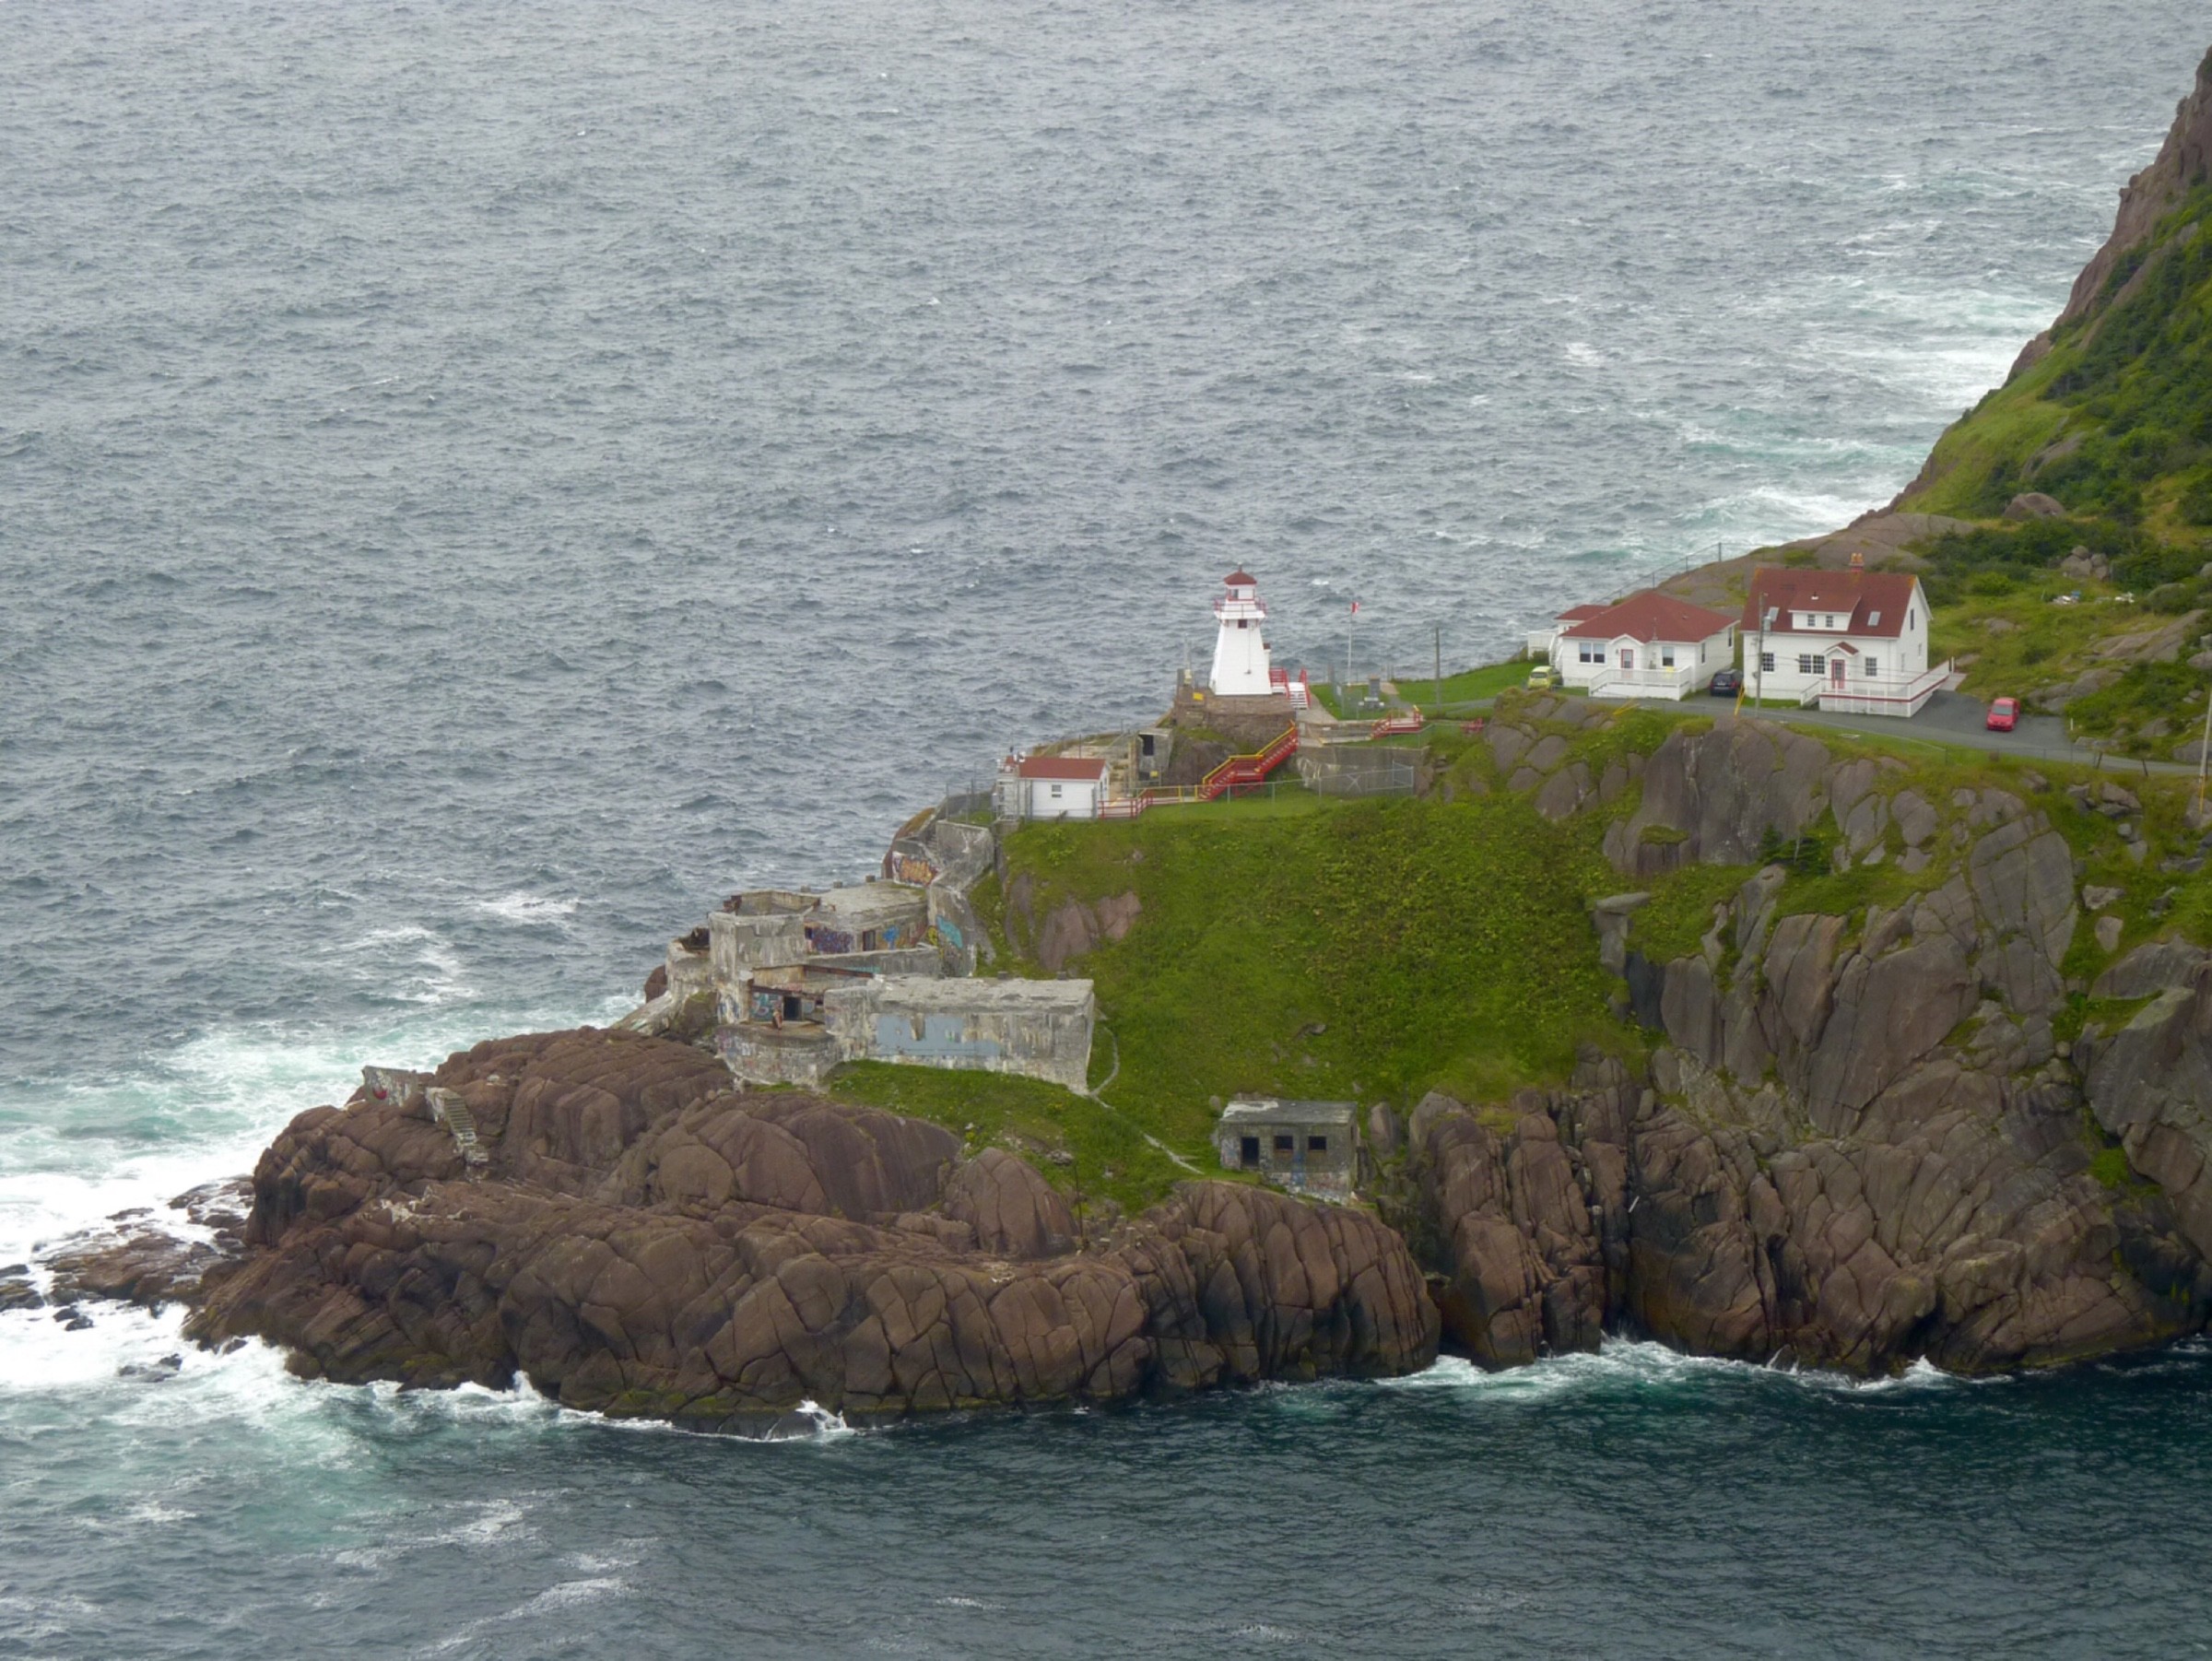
top-left (841, 697), bottom-right (2212, 1217)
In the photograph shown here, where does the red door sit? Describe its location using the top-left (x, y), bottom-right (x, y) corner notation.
top-left (1830, 657), bottom-right (1845, 689)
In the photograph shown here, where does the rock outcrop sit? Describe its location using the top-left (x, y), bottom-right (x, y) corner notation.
top-left (2084, 947), bottom-right (2212, 1264)
top-left (1406, 718), bottom-right (2212, 1375)
top-left (182, 1029), bottom-right (1437, 1429)
top-left (2056, 47), bottom-right (2212, 332)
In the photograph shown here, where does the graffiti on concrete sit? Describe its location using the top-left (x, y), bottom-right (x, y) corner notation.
top-left (872, 1013), bottom-right (1006, 1064)
top-left (888, 853), bottom-right (937, 886)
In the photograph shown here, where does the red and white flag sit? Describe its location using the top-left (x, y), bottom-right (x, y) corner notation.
top-left (1348, 598), bottom-right (1360, 616)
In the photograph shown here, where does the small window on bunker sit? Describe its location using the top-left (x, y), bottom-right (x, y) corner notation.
top-left (1307, 1136), bottom-right (1327, 1154)
top-left (1240, 1136), bottom-right (1260, 1168)
top-left (1272, 1135), bottom-right (1294, 1162)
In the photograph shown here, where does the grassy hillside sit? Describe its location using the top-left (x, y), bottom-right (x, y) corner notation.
top-left (841, 701), bottom-right (2206, 1218)
top-left (1869, 157), bottom-right (2212, 751)
top-left (1908, 182), bottom-right (2212, 534)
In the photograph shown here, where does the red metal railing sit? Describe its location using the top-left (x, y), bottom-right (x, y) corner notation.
top-left (1099, 724), bottom-right (1300, 819)
top-left (1368, 713), bottom-right (1426, 737)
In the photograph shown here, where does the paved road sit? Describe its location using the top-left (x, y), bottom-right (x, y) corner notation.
top-left (1738, 690), bottom-right (2202, 775)
top-left (1441, 687), bottom-right (2201, 775)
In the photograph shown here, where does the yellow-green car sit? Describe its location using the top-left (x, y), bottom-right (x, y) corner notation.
top-left (1526, 663), bottom-right (1555, 689)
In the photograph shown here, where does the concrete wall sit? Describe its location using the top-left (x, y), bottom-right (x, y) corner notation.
top-left (714, 1023), bottom-right (843, 1089)
top-left (664, 937), bottom-right (713, 1003)
top-left (710, 908), bottom-right (808, 982)
top-left (823, 977), bottom-right (1095, 1092)
top-left (713, 948), bottom-right (943, 1027)
top-left (927, 882), bottom-right (987, 976)
top-left (1212, 1107), bottom-right (1359, 1196)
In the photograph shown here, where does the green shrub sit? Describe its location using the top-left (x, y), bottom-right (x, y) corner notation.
top-left (2089, 1147), bottom-right (2133, 1190)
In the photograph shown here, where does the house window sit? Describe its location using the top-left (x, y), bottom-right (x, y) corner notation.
top-left (1049, 783), bottom-right (1064, 798)
top-left (1825, 614), bottom-right (1836, 629)
top-left (1307, 1135), bottom-right (1328, 1153)
top-left (1661, 647), bottom-right (1677, 667)
top-left (1909, 607), bottom-right (1916, 628)
top-left (1759, 652), bottom-right (1775, 673)
top-left (1578, 642), bottom-right (1600, 664)
top-left (1865, 656), bottom-right (1880, 677)
top-left (1796, 654), bottom-right (1821, 677)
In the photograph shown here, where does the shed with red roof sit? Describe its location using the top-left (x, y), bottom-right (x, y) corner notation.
top-left (995, 753), bottom-right (1113, 820)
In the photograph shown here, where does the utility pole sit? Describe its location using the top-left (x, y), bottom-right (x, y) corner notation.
top-left (2195, 680), bottom-right (2212, 823)
top-left (1749, 604), bottom-right (1776, 713)
top-left (1433, 624), bottom-right (1442, 713)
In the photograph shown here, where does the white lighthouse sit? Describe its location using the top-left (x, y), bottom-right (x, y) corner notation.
top-left (1208, 568), bottom-right (1273, 696)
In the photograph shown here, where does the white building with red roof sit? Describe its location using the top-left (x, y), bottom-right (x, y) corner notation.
top-left (1741, 565), bottom-right (1946, 715)
top-left (1549, 590), bottom-right (1738, 700)
top-left (995, 753), bottom-right (1111, 820)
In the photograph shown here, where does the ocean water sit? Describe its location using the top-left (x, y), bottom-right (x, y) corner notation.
top-left (4, 2), bottom-right (2210, 1654)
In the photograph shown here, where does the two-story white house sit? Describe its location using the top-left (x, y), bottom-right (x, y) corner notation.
top-left (1551, 590), bottom-right (1738, 699)
top-left (1741, 565), bottom-right (1945, 716)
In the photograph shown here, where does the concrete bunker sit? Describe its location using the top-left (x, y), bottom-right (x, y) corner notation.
top-left (1215, 1098), bottom-right (1360, 1196)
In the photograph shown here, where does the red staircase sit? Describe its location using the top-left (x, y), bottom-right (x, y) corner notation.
top-left (1100, 724), bottom-right (1300, 819)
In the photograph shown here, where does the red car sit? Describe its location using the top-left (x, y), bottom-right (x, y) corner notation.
top-left (1986, 696), bottom-right (2020, 732)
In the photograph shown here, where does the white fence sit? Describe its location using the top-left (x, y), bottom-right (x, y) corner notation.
top-left (1812, 661), bottom-right (1952, 718)
top-left (1586, 663), bottom-right (1699, 701)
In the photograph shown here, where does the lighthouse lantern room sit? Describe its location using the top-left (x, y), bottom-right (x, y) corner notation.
top-left (1208, 569), bottom-right (1273, 697)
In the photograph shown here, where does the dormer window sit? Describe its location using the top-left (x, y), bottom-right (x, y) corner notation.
top-left (1825, 614), bottom-right (1836, 629)
top-left (1868, 611), bottom-right (1881, 627)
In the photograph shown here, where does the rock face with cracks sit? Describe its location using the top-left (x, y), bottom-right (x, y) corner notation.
top-left (183, 1029), bottom-right (1438, 1429)
top-left (1406, 722), bottom-right (2212, 1376)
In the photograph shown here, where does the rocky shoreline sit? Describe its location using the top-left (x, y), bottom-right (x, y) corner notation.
top-left (48, 1030), bottom-right (1435, 1428)
top-left (29, 48), bottom-right (2212, 1428)
top-left (36, 700), bottom-right (2212, 1425)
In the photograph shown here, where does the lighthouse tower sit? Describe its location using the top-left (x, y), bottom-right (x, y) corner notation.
top-left (1208, 569), bottom-right (1273, 696)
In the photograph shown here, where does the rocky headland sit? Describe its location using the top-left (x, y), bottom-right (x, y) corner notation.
top-left (160, 1031), bottom-right (1436, 1429)
top-left (35, 46), bottom-right (2212, 1428)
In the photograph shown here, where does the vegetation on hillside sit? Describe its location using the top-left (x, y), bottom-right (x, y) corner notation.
top-left (1911, 179), bottom-right (2212, 533)
top-left (1865, 163), bottom-right (2212, 751)
top-left (852, 691), bottom-right (2212, 1215)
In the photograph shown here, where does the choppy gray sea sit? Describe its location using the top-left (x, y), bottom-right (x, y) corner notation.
top-left (6, 3), bottom-right (2211, 1655)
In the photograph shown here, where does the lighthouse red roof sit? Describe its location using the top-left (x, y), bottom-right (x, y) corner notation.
top-left (1225, 569), bottom-right (1257, 586)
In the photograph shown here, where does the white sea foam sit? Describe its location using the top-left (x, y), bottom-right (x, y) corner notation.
top-left (418, 1574), bottom-right (630, 1655)
top-left (471, 891), bottom-right (581, 926)
top-left (0, 1594), bottom-right (103, 1645)
top-left (1382, 1340), bottom-right (1985, 1399)
top-left (1563, 341), bottom-right (1606, 368)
